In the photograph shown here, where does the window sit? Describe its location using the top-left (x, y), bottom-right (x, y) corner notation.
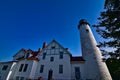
top-left (25, 53), bottom-right (30, 58)
top-left (40, 65), bottom-right (44, 73)
top-left (59, 52), bottom-right (63, 59)
top-left (75, 67), bottom-right (80, 72)
top-left (42, 53), bottom-right (46, 59)
top-left (50, 57), bottom-right (54, 62)
top-left (2, 65), bottom-right (8, 70)
top-left (23, 64), bottom-right (28, 72)
top-left (75, 67), bottom-right (81, 79)
top-left (20, 77), bottom-right (24, 80)
top-left (16, 76), bottom-right (24, 80)
top-left (59, 65), bottom-right (63, 73)
top-left (86, 29), bottom-right (89, 32)
top-left (51, 46), bottom-right (55, 49)
top-left (16, 76), bottom-right (19, 80)
top-left (19, 64), bottom-right (24, 72)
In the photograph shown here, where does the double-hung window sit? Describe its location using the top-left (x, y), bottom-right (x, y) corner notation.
top-left (40, 65), bottom-right (44, 73)
top-left (2, 65), bottom-right (8, 70)
top-left (59, 65), bottom-right (63, 74)
top-left (19, 64), bottom-right (24, 72)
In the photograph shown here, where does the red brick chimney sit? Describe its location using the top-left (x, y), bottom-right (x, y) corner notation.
top-left (42, 42), bottom-right (47, 49)
top-left (38, 48), bottom-right (42, 52)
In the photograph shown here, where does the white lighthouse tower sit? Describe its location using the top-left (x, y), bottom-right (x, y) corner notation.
top-left (78, 19), bottom-right (112, 80)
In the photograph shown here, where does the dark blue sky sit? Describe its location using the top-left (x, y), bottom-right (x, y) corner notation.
top-left (0, 0), bottom-right (104, 61)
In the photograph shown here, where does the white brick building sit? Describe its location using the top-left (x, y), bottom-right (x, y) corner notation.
top-left (0, 19), bottom-right (112, 80)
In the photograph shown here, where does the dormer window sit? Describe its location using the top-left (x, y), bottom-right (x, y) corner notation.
top-left (25, 53), bottom-right (30, 59)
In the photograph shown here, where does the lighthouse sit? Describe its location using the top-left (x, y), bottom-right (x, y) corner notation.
top-left (78, 19), bottom-right (112, 80)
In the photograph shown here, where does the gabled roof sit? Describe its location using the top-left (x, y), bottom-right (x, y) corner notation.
top-left (17, 50), bottom-right (40, 61)
top-left (17, 56), bottom-right (24, 60)
top-left (40, 39), bottom-right (72, 56)
top-left (27, 51), bottom-right (39, 61)
top-left (13, 40), bottom-right (83, 62)
top-left (13, 48), bottom-right (26, 57)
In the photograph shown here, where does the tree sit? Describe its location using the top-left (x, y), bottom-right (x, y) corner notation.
top-left (106, 58), bottom-right (120, 80)
top-left (93, 0), bottom-right (120, 58)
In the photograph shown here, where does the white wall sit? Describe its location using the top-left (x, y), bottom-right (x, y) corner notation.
top-left (79, 23), bottom-right (112, 80)
top-left (12, 60), bottom-right (38, 80)
top-left (35, 41), bottom-right (72, 80)
top-left (0, 61), bottom-right (17, 80)
top-left (29, 61), bottom-right (38, 79)
top-left (71, 62), bottom-right (85, 80)
top-left (35, 54), bottom-right (71, 80)
top-left (7, 62), bottom-right (17, 80)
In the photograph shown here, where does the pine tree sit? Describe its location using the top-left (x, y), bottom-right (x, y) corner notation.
top-left (93, 0), bottom-right (120, 58)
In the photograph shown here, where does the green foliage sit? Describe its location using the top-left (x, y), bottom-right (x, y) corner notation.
top-left (93, 0), bottom-right (120, 58)
top-left (106, 58), bottom-right (120, 80)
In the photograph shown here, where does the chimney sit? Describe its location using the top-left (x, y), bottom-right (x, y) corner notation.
top-left (38, 48), bottom-right (42, 52)
top-left (42, 42), bottom-right (47, 49)
top-left (65, 48), bottom-right (69, 51)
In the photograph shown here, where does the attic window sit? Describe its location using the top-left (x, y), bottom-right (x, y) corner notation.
top-left (51, 46), bottom-right (55, 49)
top-left (25, 53), bottom-right (30, 58)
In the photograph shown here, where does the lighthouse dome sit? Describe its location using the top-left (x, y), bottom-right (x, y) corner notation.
top-left (78, 19), bottom-right (90, 29)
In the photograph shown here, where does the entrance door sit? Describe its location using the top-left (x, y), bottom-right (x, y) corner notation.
top-left (48, 69), bottom-right (53, 80)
